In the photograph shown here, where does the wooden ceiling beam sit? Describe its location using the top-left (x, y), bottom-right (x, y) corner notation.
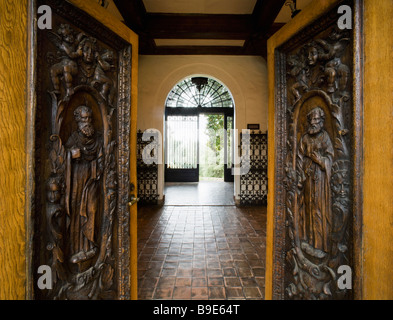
top-left (113, 0), bottom-right (158, 53)
top-left (113, 0), bottom-right (147, 33)
top-left (145, 13), bottom-right (254, 40)
top-left (252, 0), bottom-right (287, 32)
top-left (115, 0), bottom-right (286, 56)
top-left (242, 0), bottom-right (287, 56)
top-left (266, 22), bottom-right (286, 38)
top-left (140, 45), bottom-right (246, 56)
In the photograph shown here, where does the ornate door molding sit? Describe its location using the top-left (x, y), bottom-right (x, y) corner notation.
top-left (30, 0), bottom-right (132, 299)
top-left (270, 0), bottom-right (363, 300)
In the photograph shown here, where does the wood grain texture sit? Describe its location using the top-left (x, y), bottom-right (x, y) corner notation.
top-left (267, 0), bottom-right (393, 300)
top-left (0, 0), bottom-right (28, 300)
top-left (362, 0), bottom-right (393, 300)
top-left (265, 0), bottom-right (341, 300)
top-left (68, 0), bottom-right (139, 300)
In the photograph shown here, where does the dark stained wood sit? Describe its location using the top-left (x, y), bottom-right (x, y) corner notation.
top-left (243, 0), bottom-right (287, 55)
top-left (271, 1), bottom-right (361, 300)
top-left (140, 45), bottom-right (244, 56)
top-left (33, 0), bottom-right (133, 300)
top-left (145, 13), bottom-right (254, 40)
top-left (117, 0), bottom-right (286, 56)
top-left (252, 0), bottom-right (287, 32)
top-left (267, 23), bottom-right (286, 38)
top-left (113, 0), bottom-right (156, 54)
top-left (113, 0), bottom-right (146, 33)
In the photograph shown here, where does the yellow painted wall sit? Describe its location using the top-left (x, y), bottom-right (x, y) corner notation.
top-left (362, 0), bottom-right (393, 300)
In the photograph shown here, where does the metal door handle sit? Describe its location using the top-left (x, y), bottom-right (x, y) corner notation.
top-left (128, 195), bottom-right (139, 206)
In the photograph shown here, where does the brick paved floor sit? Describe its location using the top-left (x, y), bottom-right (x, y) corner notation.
top-left (137, 205), bottom-right (267, 300)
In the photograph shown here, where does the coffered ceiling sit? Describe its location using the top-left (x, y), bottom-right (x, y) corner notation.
top-left (113, 0), bottom-right (313, 57)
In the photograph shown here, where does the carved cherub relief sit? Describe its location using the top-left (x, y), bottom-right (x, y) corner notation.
top-left (91, 49), bottom-right (116, 103)
top-left (78, 37), bottom-right (98, 85)
top-left (304, 34), bottom-right (350, 94)
top-left (287, 54), bottom-right (308, 103)
top-left (319, 36), bottom-right (350, 95)
top-left (48, 24), bottom-right (85, 97)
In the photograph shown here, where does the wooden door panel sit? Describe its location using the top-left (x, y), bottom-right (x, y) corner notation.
top-left (32, 0), bottom-right (132, 300)
top-left (269, 0), bottom-right (363, 300)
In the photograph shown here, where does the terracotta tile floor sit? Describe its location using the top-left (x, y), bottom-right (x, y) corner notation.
top-left (164, 182), bottom-right (235, 206)
top-left (137, 205), bottom-right (267, 300)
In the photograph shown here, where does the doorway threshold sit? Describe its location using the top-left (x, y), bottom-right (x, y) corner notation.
top-left (164, 181), bottom-right (235, 206)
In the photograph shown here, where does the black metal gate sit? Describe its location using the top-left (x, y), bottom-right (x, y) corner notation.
top-left (164, 77), bottom-right (235, 183)
top-left (165, 108), bottom-right (234, 182)
top-left (165, 114), bottom-right (199, 182)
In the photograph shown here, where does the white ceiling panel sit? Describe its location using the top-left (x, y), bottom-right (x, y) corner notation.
top-left (143, 0), bottom-right (257, 14)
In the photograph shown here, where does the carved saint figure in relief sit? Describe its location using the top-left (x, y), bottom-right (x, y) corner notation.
top-left (65, 105), bottom-right (103, 269)
top-left (297, 107), bottom-right (334, 253)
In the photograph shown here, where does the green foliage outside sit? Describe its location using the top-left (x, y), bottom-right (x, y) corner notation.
top-left (200, 114), bottom-right (225, 179)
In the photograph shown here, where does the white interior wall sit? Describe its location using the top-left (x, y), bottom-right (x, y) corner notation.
top-left (137, 55), bottom-right (268, 201)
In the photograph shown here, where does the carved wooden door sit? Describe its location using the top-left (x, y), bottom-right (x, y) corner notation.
top-left (268, 0), bottom-right (363, 300)
top-left (31, 0), bottom-right (134, 299)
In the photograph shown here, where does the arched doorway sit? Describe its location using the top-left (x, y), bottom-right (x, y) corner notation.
top-left (164, 76), bottom-right (235, 184)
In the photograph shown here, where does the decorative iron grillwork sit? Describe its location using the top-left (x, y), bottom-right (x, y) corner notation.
top-left (166, 77), bottom-right (234, 109)
top-left (137, 130), bottom-right (159, 205)
top-left (239, 132), bottom-right (268, 206)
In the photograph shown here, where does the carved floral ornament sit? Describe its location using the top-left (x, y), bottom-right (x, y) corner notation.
top-left (283, 27), bottom-right (352, 300)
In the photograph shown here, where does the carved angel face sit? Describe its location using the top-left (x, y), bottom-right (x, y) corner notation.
top-left (82, 40), bottom-right (95, 63)
top-left (103, 50), bottom-right (114, 62)
top-left (331, 170), bottom-right (350, 198)
top-left (58, 24), bottom-right (74, 44)
top-left (47, 180), bottom-right (61, 203)
top-left (307, 47), bottom-right (319, 66)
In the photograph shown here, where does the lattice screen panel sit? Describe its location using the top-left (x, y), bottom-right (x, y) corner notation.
top-left (137, 130), bottom-right (159, 205)
top-left (240, 132), bottom-right (268, 206)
